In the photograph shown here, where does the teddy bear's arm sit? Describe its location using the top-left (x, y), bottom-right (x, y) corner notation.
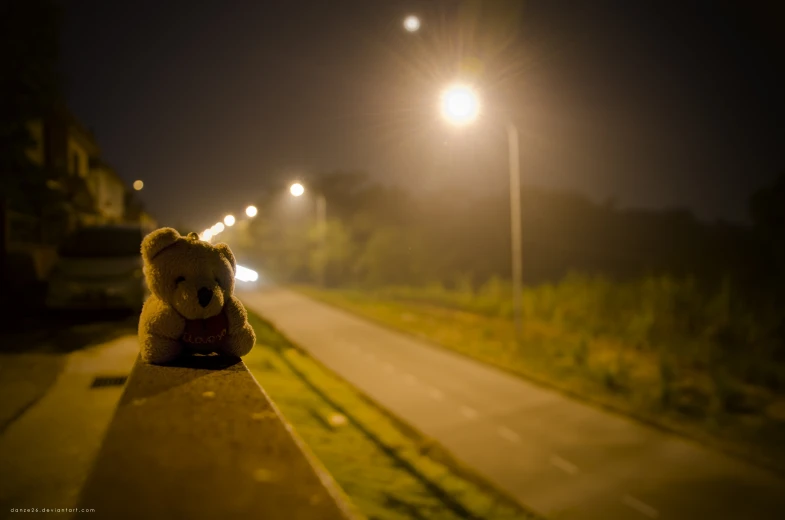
top-left (221, 295), bottom-right (256, 358)
top-left (138, 295), bottom-right (187, 365)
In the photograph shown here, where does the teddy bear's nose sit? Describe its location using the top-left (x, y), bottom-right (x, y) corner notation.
top-left (197, 287), bottom-right (213, 308)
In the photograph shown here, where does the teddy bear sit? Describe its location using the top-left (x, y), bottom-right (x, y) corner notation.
top-left (138, 227), bottom-right (256, 365)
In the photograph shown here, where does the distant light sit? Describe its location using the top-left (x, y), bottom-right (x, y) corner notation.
top-left (235, 264), bottom-right (259, 282)
top-left (133, 180), bottom-right (144, 191)
top-left (202, 229), bottom-right (213, 241)
top-left (224, 214), bottom-right (235, 226)
top-left (290, 183), bottom-right (305, 197)
top-left (245, 205), bottom-right (258, 217)
top-left (214, 222), bottom-right (225, 234)
top-left (403, 15), bottom-right (420, 32)
top-left (440, 84), bottom-right (480, 126)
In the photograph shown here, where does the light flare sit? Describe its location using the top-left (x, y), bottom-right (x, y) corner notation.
top-left (235, 265), bottom-right (258, 282)
top-left (403, 15), bottom-right (420, 32)
top-left (440, 84), bottom-right (480, 126)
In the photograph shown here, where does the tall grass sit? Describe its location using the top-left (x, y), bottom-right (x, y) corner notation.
top-left (372, 273), bottom-right (784, 395)
top-left (301, 271), bottom-right (785, 470)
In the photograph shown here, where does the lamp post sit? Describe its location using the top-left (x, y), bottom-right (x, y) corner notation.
top-left (440, 84), bottom-right (523, 337)
top-left (506, 122), bottom-right (523, 338)
top-left (290, 183), bottom-right (327, 287)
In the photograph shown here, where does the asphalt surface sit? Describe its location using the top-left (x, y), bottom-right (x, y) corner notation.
top-left (241, 286), bottom-right (785, 520)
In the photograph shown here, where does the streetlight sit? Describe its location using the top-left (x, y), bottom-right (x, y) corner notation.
top-left (224, 214), bottom-right (235, 226)
top-left (440, 84), bottom-right (480, 125)
top-left (440, 84), bottom-right (523, 337)
top-left (289, 182), bottom-right (327, 287)
top-left (245, 205), bottom-right (258, 217)
top-left (133, 180), bottom-right (144, 191)
top-left (403, 15), bottom-right (421, 32)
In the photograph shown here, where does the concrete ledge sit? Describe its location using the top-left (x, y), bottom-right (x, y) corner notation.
top-left (75, 354), bottom-right (360, 519)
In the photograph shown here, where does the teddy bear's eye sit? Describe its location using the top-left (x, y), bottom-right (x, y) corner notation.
top-left (175, 276), bottom-right (185, 284)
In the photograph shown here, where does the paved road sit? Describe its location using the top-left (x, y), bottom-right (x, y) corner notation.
top-left (241, 287), bottom-right (785, 520)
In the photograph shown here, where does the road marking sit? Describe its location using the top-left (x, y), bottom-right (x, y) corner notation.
top-left (622, 495), bottom-right (659, 518)
top-left (403, 373), bottom-right (417, 385)
top-left (383, 363), bottom-right (395, 374)
top-left (498, 426), bottom-right (520, 443)
top-left (460, 406), bottom-right (478, 419)
top-left (549, 454), bottom-right (578, 475)
top-left (429, 388), bottom-right (444, 401)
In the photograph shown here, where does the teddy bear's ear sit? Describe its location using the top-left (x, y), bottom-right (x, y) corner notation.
top-left (141, 227), bottom-right (181, 263)
top-left (214, 243), bottom-right (236, 274)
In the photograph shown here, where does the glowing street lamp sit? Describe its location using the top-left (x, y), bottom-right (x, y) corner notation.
top-left (438, 83), bottom-right (523, 337)
top-left (133, 180), bottom-right (144, 191)
top-left (289, 182), bottom-right (305, 197)
top-left (245, 205), bottom-right (258, 217)
top-left (212, 222), bottom-right (225, 234)
top-left (440, 84), bottom-right (480, 126)
top-left (403, 15), bottom-right (420, 32)
top-left (224, 214), bottom-right (235, 227)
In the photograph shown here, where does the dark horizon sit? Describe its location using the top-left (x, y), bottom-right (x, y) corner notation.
top-left (60, 0), bottom-right (785, 228)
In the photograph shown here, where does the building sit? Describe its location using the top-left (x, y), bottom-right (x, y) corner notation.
top-left (86, 158), bottom-right (128, 224)
top-left (2, 105), bottom-right (154, 287)
top-left (21, 105), bottom-right (157, 231)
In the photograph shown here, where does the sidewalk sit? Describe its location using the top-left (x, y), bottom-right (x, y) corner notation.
top-left (0, 335), bottom-right (138, 518)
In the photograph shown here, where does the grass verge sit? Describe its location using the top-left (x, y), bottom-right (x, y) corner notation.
top-left (293, 285), bottom-right (785, 477)
top-left (244, 310), bottom-right (540, 520)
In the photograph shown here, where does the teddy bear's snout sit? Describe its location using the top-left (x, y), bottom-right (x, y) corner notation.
top-left (197, 287), bottom-right (213, 308)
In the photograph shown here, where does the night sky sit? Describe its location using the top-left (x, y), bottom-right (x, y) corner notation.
top-left (61, 0), bottom-right (784, 228)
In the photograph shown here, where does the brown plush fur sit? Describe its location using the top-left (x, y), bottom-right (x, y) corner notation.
top-left (138, 228), bottom-right (256, 365)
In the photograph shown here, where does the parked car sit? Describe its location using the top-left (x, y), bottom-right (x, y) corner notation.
top-left (46, 224), bottom-right (150, 312)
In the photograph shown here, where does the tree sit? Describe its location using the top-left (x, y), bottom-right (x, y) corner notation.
top-left (749, 170), bottom-right (785, 288)
top-left (354, 226), bottom-right (430, 287)
top-left (307, 218), bottom-right (355, 287)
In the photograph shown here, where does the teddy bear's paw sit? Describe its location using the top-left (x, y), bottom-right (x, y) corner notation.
top-left (141, 350), bottom-right (181, 366)
top-left (222, 328), bottom-right (256, 358)
top-left (140, 336), bottom-right (183, 365)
